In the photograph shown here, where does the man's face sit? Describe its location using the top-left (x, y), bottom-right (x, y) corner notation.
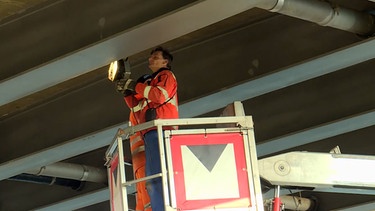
top-left (148, 51), bottom-right (167, 72)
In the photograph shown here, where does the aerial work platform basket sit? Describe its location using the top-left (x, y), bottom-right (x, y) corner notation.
top-left (105, 102), bottom-right (264, 211)
top-left (105, 101), bottom-right (375, 211)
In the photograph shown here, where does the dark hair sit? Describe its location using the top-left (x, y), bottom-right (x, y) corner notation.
top-left (151, 46), bottom-right (173, 69)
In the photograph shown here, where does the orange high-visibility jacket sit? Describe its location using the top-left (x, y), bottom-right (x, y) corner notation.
top-left (125, 68), bottom-right (178, 132)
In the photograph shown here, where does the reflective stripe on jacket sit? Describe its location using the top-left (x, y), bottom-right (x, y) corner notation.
top-left (129, 111), bottom-right (145, 156)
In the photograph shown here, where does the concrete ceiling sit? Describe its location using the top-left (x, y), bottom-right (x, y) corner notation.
top-left (0, 0), bottom-right (374, 210)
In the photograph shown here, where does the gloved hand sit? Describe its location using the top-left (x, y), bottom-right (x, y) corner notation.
top-left (136, 74), bottom-right (152, 84)
top-left (116, 79), bottom-right (136, 94)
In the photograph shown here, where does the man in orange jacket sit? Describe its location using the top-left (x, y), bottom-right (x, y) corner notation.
top-left (117, 46), bottom-right (178, 211)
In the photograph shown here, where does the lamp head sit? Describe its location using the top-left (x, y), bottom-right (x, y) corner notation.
top-left (108, 59), bottom-right (126, 82)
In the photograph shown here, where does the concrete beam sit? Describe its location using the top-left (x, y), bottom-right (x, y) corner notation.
top-left (179, 36), bottom-right (375, 118)
top-left (0, 0), bottom-right (255, 107)
top-left (257, 110), bottom-right (375, 157)
top-left (34, 188), bottom-right (109, 211)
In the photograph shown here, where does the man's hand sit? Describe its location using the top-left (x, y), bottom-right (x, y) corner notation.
top-left (136, 74), bottom-right (152, 84)
top-left (116, 79), bottom-right (136, 94)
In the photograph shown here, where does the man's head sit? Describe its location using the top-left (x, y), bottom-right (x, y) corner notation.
top-left (148, 46), bottom-right (173, 72)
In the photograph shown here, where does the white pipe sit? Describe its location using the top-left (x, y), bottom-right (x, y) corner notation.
top-left (24, 162), bottom-right (107, 183)
top-left (255, 0), bottom-right (375, 36)
top-left (280, 195), bottom-right (314, 211)
top-left (264, 195), bottom-right (314, 211)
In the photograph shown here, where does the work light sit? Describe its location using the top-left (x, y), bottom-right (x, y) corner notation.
top-left (108, 59), bottom-right (125, 82)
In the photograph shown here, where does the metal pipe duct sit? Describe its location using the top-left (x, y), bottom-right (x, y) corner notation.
top-left (280, 195), bottom-right (315, 211)
top-left (264, 195), bottom-right (316, 211)
top-left (9, 173), bottom-right (84, 190)
top-left (255, 0), bottom-right (375, 36)
top-left (264, 195), bottom-right (315, 211)
top-left (24, 162), bottom-right (107, 183)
